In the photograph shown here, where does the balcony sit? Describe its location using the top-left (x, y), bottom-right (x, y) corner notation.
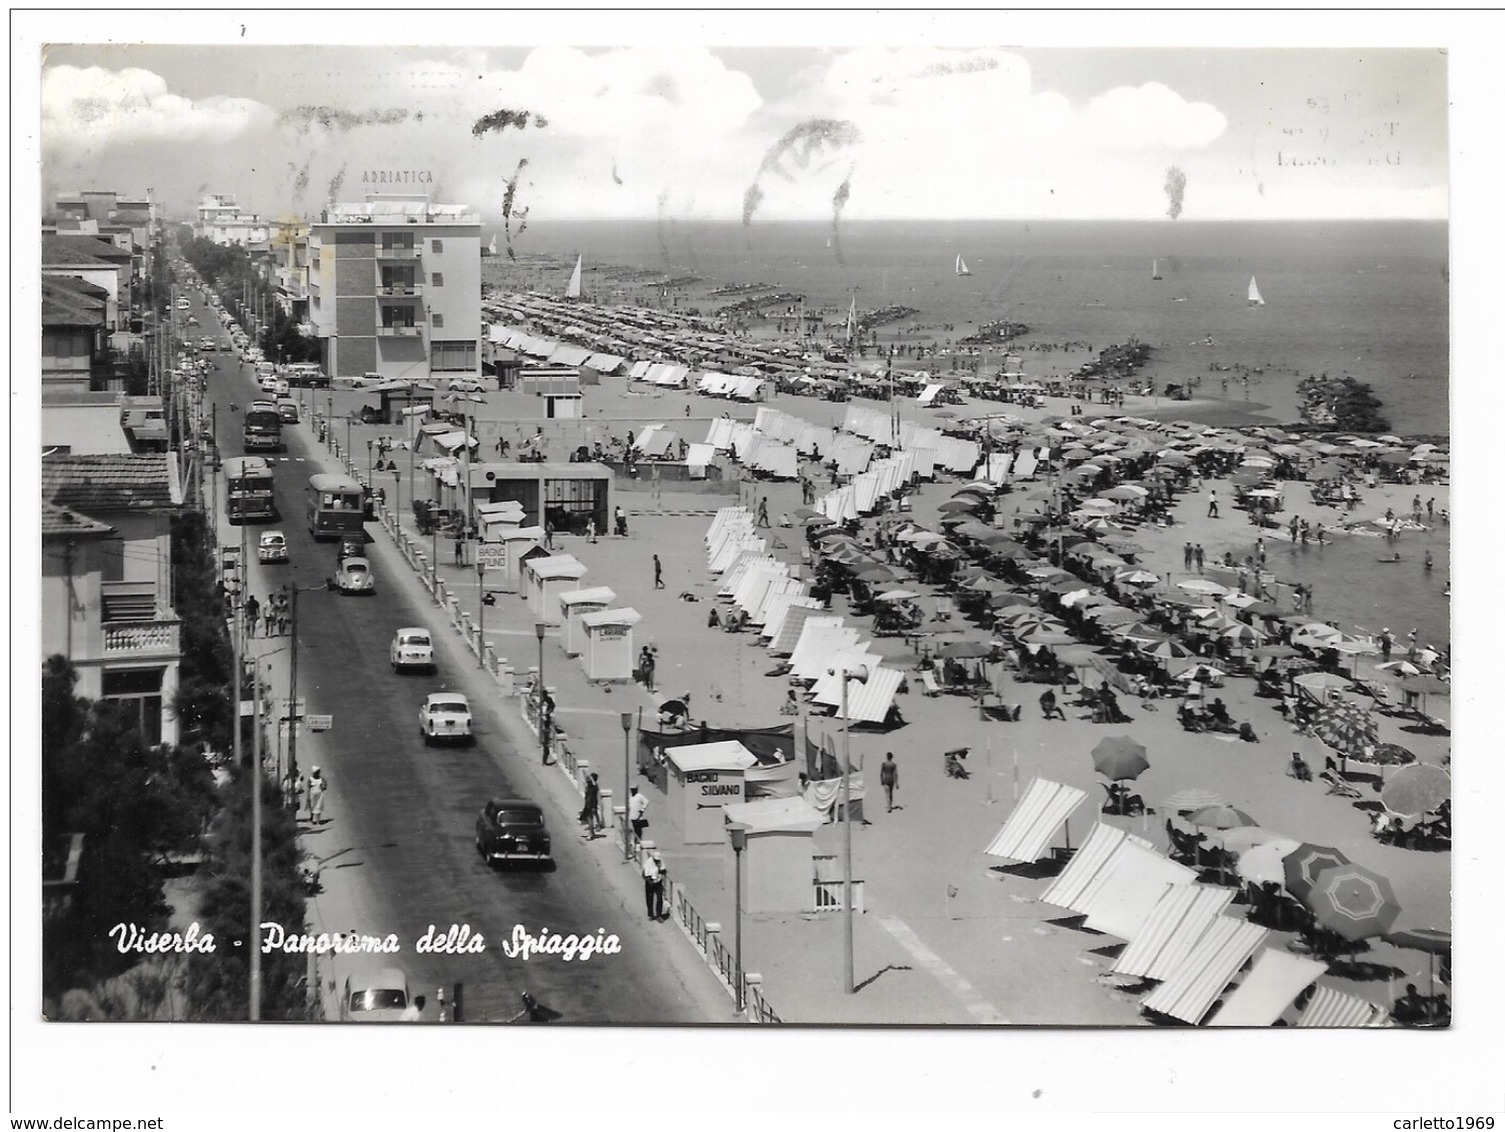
top-left (103, 618), bottom-right (181, 658)
top-left (376, 245), bottom-right (421, 260)
top-left (376, 325), bottom-right (422, 337)
top-left (377, 284), bottom-right (424, 298)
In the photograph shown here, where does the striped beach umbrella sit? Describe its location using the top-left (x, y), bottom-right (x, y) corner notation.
top-left (1236, 837), bottom-right (1306, 886)
top-left (1305, 862), bottom-right (1401, 942)
top-left (1313, 699), bottom-right (1379, 759)
top-left (1282, 844), bottom-right (1351, 903)
top-left (1189, 804), bottom-right (1256, 831)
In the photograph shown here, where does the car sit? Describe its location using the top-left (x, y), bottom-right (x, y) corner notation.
top-left (334, 556), bottom-right (375, 595)
top-left (347, 372), bottom-right (384, 389)
top-left (446, 378), bottom-right (487, 393)
top-left (336, 535), bottom-right (367, 562)
top-left (220, 340), bottom-right (234, 352)
top-left (475, 798), bottom-right (553, 867)
top-left (419, 691), bottom-right (473, 746)
top-left (390, 628), bottom-right (436, 673)
top-left (257, 531), bottom-right (289, 564)
top-left (186, 315), bottom-right (199, 327)
top-left (275, 398), bottom-right (299, 424)
top-left (339, 967), bottom-right (410, 1022)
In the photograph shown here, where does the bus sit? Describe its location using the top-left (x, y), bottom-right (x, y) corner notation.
top-left (224, 456), bottom-right (277, 524)
top-left (307, 473), bottom-right (366, 541)
top-left (243, 401), bottom-right (284, 452)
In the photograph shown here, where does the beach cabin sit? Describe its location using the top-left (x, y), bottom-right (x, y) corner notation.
top-left (579, 607), bottom-right (641, 682)
top-left (518, 365), bottom-right (583, 419)
top-left (479, 525), bottom-right (545, 591)
top-left (523, 554), bottom-right (588, 624)
top-left (665, 741), bottom-right (757, 845)
top-left (470, 461), bottom-right (612, 536)
top-left (721, 797), bottom-right (826, 913)
top-left (558, 586), bottom-right (616, 656)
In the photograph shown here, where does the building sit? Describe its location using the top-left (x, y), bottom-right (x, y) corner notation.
top-left (468, 461), bottom-right (613, 536)
top-left (41, 389), bottom-right (167, 455)
top-left (41, 454), bottom-right (184, 746)
top-left (195, 193), bottom-right (271, 246)
top-left (42, 277), bottom-right (112, 390)
top-left (42, 234), bottom-right (133, 339)
top-left (270, 218), bottom-right (311, 327)
top-left (308, 193), bottom-right (481, 383)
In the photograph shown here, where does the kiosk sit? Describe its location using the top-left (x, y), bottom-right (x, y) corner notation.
top-left (579, 607), bottom-right (641, 682)
top-left (558, 587), bottom-right (616, 656)
top-left (523, 554), bottom-right (588, 624)
top-left (665, 741), bottom-right (756, 845)
top-left (721, 797), bottom-right (825, 913)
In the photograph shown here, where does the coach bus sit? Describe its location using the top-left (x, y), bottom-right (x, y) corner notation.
top-left (243, 400), bottom-right (284, 453)
top-left (307, 473), bottom-right (366, 541)
top-left (224, 456), bottom-right (277, 524)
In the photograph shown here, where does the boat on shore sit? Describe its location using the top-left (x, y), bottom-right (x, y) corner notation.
top-left (1248, 276), bottom-right (1265, 306)
top-left (956, 255), bottom-right (971, 277)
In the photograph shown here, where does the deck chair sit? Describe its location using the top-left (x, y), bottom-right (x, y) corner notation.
top-left (921, 669), bottom-right (944, 697)
top-left (1321, 771), bottom-right (1363, 798)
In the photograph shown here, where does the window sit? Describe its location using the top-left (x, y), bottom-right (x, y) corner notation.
top-left (431, 272), bottom-right (443, 287)
top-left (102, 667), bottom-right (164, 746)
top-left (430, 339), bottom-right (477, 372)
top-left (431, 239), bottom-right (443, 254)
top-left (431, 313), bottom-right (445, 329)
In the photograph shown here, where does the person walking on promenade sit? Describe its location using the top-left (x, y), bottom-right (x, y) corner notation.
top-left (757, 496), bottom-right (771, 528)
top-left (1289, 515), bottom-right (1299, 543)
top-left (307, 766), bottom-right (328, 824)
top-left (880, 753), bottom-right (899, 812)
top-left (1379, 628), bottom-right (1393, 662)
top-left (454, 532), bottom-right (465, 566)
top-left (1406, 628), bottom-right (1418, 661)
top-left (614, 505), bottom-right (628, 537)
top-left (1194, 544), bottom-right (1205, 573)
top-left (1427, 497), bottom-right (1435, 520)
top-left (244, 593), bottom-right (260, 638)
top-left (1184, 542), bottom-right (1194, 570)
top-left (639, 647), bottom-right (657, 693)
top-left (1255, 537), bottom-right (1266, 567)
top-left (643, 852), bottom-right (667, 921)
top-left (580, 773), bottom-right (602, 839)
top-left (263, 603), bottom-right (276, 639)
top-left (628, 786), bottom-right (649, 841)
top-left (653, 554), bottom-right (665, 589)
top-left (586, 517), bottom-right (597, 544)
top-left (1207, 489), bottom-right (1219, 518)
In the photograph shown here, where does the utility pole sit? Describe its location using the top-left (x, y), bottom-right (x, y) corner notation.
top-left (250, 642), bottom-right (263, 1021)
top-left (286, 584), bottom-right (301, 789)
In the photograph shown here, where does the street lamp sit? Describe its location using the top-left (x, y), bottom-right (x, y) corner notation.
top-left (366, 438), bottom-right (375, 486)
top-left (832, 663), bottom-right (869, 995)
top-left (727, 821), bottom-right (750, 1015)
top-left (535, 621), bottom-right (552, 765)
top-left (620, 711), bottom-right (634, 861)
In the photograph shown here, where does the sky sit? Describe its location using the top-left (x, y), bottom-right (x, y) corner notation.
top-left (31, 17), bottom-right (1453, 225)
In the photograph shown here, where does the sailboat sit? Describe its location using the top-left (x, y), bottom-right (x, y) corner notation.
top-left (1151, 259), bottom-right (1163, 280)
top-left (482, 234), bottom-right (498, 257)
top-left (955, 254), bottom-right (971, 277)
top-left (1247, 276), bottom-right (1265, 306)
top-left (845, 292), bottom-right (857, 344)
top-left (565, 255), bottom-right (583, 300)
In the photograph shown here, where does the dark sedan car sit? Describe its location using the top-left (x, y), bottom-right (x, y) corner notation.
top-left (475, 799), bottom-right (553, 868)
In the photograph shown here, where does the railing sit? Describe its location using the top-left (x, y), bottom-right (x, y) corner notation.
top-left (376, 245), bottom-right (421, 259)
top-left (376, 325), bottom-right (422, 337)
top-left (745, 979), bottom-right (781, 1024)
top-left (673, 884), bottom-right (741, 994)
top-left (376, 284), bottom-right (423, 298)
top-left (102, 618), bottom-right (181, 656)
top-left (812, 878), bottom-right (866, 913)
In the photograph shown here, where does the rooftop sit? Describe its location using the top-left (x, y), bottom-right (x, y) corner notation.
top-left (42, 233), bottom-right (132, 268)
top-left (41, 452), bottom-right (183, 513)
top-left (41, 501), bottom-right (116, 539)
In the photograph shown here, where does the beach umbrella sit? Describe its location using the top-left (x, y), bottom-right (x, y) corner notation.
top-left (964, 575), bottom-right (1013, 596)
top-left (1293, 671), bottom-right (1354, 695)
top-left (1237, 838), bottom-right (1306, 886)
top-left (1282, 844), bottom-right (1352, 903)
top-left (1196, 612), bottom-right (1241, 632)
top-left (939, 498), bottom-right (983, 513)
top-left (1098, 537), bottom-right (1145, 556)
top-left (1092, 736), bottom-right (1150, 782)
top-left (1381, 764), bottom-right (1451, 819)
top-left (937, 640), bottom-right (992, 660)
top-left (1178, 578), bottom-right (1230, 596)
top-left (1115, 622), bottom-right (1168, 645)
top-left (1101, 485), bottom-right (1150, 502)
top-left (1384, 927), bottom-right (1451, 994)
top-left (1291, 622), bottom-right (1343, 648)
top-left (989, 592), bottom-right (1034, 610)
top-left (1305, 862), bottom-right (1401, 943)
top-left (1221, 622), bottom-right (1267, 645)
top-left (854, 563), bottom-right (897, 583)
top-left (874, 589), bottom-right (921, 603)
top-left (1052, 645), bottom-right (1101, 671)
top-left (1189, 804), bottom-right (1256, 831)
top-left (1220, 826), bottom-right (1297, 855)
top-left (1241, 601), bottom-right (1286, 617)
top-left (1086, 606), bottom-right (1140, 627)
top-left (1173, 663), bottom-right (1227, 682)
top-left (1376, 660), bottom-right (1424, 677)
top-left (1115, 569), bottom-right (1160, 585)
top-left (1362, 742), bottom-right (1417, 767)
top-left (1143, 639), bottom-right (1194, 661)
top-left (1017, 626), bottom-right (1078, 647)
top-left (1312, 700), bottom-right (1379, 760)
top-left (1253, 644), bottom-right (1300, 660)
top-left (802, 514), bottom-right (836, 527)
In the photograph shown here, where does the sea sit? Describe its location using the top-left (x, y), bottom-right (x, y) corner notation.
top-left (483, 217), bottom-right (1452, 649)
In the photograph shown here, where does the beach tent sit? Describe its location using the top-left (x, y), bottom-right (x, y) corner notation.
top-left (1039, 823), bottom-right (1155, 911)
top-left (1139, 918), bottom-right (1269, 1025)
top-left (789, 621), bottom-right (862, 682)
top-left (1080, 845), bottom-right (1206, 940)
top-left (810, 662), bottom-right (904, 724)
top-left (770, 606), bottom-right (831, 657)
top-left (983, 778), bottom-right (1087, 863)
top-left (1208, 949), bottom-right (1328, 1027)
top-left (1295, 985), bottom-right (1391, 1027)
top-left (1110, 884), bottom-right (1237, 979)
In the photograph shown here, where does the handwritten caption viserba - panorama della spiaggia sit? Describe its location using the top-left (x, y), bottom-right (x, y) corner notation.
top-left (108, 922), bottom-right (623, 962)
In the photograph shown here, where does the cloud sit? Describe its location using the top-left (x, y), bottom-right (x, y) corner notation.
top-left (1079, 82), bottom-right (1227, 150)
top-left (41, 64), bottom-right (272, 147)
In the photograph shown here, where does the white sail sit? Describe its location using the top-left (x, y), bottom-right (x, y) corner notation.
top-left (1152, 259), bottom-right (1162, 280)
top-left (566, 255), bottom-right (583, 299)
top-left (487, 234), bottom-right (498, 256)
top-left (956, 255), bottom-right (971, 276)
top-left (846, 293), bottom-right (857, 342)
top-left (1247, 276), bottom-right (1264, 306)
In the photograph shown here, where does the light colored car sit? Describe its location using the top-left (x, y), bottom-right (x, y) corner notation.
top-left (335, 556), bottom-right (375, 595)
top-left (419, 692), bottom-right (473, 746)
top-left (390, 628), bottom-right (435, 673)
top-left (257, 531), bottom-right (289, 564)
top-left (339, 967), bottom-right (410, 1022)
top-left (447, 378), bottom-right (487, 393)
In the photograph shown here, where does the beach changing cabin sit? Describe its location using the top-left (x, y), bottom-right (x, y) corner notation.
top-left (722, 797), bottom-right (826, 913)
top-left (558, 586), bottom-right (616, 656)
top-left (524, 554), bottom-right (588, 623)
top-left (579, 606), bottom-right (641, 682)
top-left (666, 740), bottom-right (757, 844)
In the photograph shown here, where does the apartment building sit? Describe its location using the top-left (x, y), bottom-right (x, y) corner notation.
top-left (308, 192), bottom-right (481, 382)
top-left (196, 193), bottom-right (271, 246)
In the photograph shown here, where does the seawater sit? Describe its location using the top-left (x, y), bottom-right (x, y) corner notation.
top-left (494, 218), bottom-right (1450, 436)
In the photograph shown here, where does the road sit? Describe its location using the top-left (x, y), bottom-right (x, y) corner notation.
top-left (193, 283), bottom-right (724, 1023)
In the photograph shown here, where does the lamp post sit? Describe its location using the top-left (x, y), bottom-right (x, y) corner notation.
top-left (727, 821), bottom-right (750, 1015)
top-left (834, 663), bottom-right (869, 995)
top-left (366, 438), bottom-right (375, 487)
top-left (393, 468), bottom-right (402, 531)
top-left (535, 621), bottom-right (551, 764)
top-left (620, 712), bottom-right (634, 860)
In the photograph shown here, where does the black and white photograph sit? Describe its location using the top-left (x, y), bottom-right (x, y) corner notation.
top-left (12, 8), bottom-right (1497, 1121)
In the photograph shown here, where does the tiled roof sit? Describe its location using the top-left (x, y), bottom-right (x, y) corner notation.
top-left (41, 453), bottom-right (182, 513)
top-left (42, 276), bottom-right (108, 327)
top-left (41, 501), bottom-right (115, 538)
top-left (42, 234), bottom-right (131, 267)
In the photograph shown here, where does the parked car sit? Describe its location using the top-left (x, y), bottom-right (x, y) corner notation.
top-left (335, 556), bottom-right (375, 595)
top-left (390, 628), bottom-right (435, 673)
top-left (257, 531), bottom-right (289, 564)
top-left (339, 967), bottom-right (410, 1022)
top-left (419, 692), bottom-right (473, 746)
top-left (275, 398), bottom-right (299, 424)
top-left (447, 378), bottom-right (486, 393)
top-left (475, 798), bottom-right (553, 867)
